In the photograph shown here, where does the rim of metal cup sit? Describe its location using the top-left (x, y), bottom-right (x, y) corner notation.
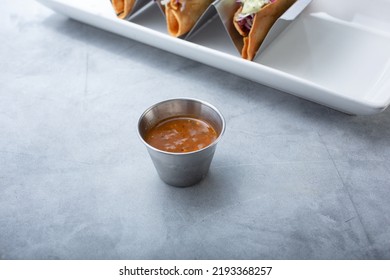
top-left (137, 97), bottom-right (226, 155)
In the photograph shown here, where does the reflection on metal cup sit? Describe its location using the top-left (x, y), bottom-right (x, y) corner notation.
top-left (137, 98), bottom-right (225, 187)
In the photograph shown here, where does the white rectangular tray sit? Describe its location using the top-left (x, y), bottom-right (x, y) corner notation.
top-left (36, 0), bottom-right (390, 115)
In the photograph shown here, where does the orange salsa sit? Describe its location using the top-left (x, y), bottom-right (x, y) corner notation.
top-left (145, 116), bottom-right (218, 153)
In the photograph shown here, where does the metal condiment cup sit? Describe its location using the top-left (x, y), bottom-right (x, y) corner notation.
top-left (137, 98), bottom-right (225, 187)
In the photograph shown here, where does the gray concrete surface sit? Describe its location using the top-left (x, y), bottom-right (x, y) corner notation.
top-left (1, 0), bottom-right (390, 259)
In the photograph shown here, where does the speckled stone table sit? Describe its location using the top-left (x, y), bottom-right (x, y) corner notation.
top-left (1, 0), bottom-right (390, 260)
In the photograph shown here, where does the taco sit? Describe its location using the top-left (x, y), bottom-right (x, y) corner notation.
top-left (161, 0), bottom-right (214, 37)
top-left (233, 0), bottom-right (296, 60)
top-left (111, 0), bottom-right (136, 19)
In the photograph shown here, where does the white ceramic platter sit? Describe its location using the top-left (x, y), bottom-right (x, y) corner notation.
top-left (36, 0), bottom-right (390, 115)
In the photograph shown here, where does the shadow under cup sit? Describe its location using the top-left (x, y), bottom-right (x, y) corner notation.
top-left (138, 98), bottom-right (225, 187)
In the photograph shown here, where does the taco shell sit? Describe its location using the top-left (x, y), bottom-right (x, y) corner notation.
top-left (112, 0), bottom-right (136, 19)
top-left (234, 0), bottom-right (296, 60)
top-left (165, 0), bottom-right (214, 37)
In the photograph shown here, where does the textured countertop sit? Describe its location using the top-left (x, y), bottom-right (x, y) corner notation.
top-left (1, 0), bottom-right (390, 260)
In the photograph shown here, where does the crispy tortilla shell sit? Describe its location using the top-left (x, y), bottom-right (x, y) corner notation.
top-left (165, 0), bottom-right (214, 37)
top-left (112, 0), bottom-right (136, 19)
top-left (235, 0), bottom-right (296, 60)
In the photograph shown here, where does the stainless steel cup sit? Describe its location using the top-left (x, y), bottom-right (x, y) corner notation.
top-left (137, 98), bottom-right (225, 187)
